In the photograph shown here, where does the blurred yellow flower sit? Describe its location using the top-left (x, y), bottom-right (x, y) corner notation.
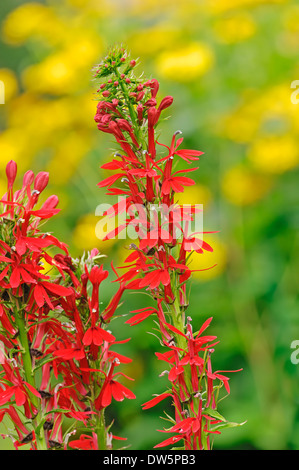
top-left (0, 176), bottom-right (6, 197)
top-left (248, 134), bottom-right (299, 174)
top-left (73, 213), bottom-right (115, 253)
top-left (221, 165), bottom-right (272, 206)
top-left (156, 42), bottom-right (214, 82)
top-left (176, 184), bottom-right (212, 208)
top-left (213, 12), bottom-right (256, 44)
top-left (128, 24), bottom-right (180, 56)
top-left (126, 0), bottom-right (194, 15)
top-left (189, 236), bottom-right (227, 282)
top-left (219, 92), bottom-right (267, 143)
top-left (65, 0), bottom-right (115, 16)
top-left (283, 5), bottom-right (299, 32)
top-left (219, 82), bottom-right (296, 144)
top-left (8, 94), bottom-right (71, 137)
top-left (22, 53), bottom-right (79, 96)
top-left (209, 0), bottom-right (287, 15)
top-left (0, 129), bottom-right (33, 174)
top-left (47, 131), bottom-right (93, 185)
top-left (2, 3), bottom-right (63, 46)
top-left (22, 32), bottom-right (100, 95)
top-left (39, 256), bottom-right (59, 277)
top-left (0, 69), bottom-right (18, 102)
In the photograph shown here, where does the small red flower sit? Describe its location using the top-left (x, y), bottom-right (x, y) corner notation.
top-left (83, 326), bottom-right (115, 346)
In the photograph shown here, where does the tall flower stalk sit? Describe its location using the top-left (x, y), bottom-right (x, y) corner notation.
top-left (0, 161), bottom-right (134, 450)
top-left (93, 46), bottom-right (243, 450)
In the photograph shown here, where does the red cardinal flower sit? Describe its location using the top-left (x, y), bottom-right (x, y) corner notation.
top-left (83, 326), bottom-right (115, 346)
top-left (69, 433), bottom-right (98, 450)
top-left (95, 361), bottom-right (136, 409)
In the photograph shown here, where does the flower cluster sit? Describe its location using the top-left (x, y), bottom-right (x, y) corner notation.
top-left (93, 47), bottom-right (241, 449)
top-left (0, 161), bottom-right (134, 450)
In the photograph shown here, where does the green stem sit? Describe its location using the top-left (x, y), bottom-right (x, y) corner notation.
top-left (96, 411), bottom-right (107, 450)
top-left (90, 359), bottom-right (107, 449)
top-left (114, 67), bottom-right (138, 127)
top-left (14, 306), bottom-right (47, 450)
top-left (14, 307), bottom-right (36, 393)
top-left (168, 275), bottom-right (209, 450)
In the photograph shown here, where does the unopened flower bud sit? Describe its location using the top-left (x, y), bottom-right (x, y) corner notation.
top-left (149, 79), bottom-right (159, 98)
top-left (144, 98), bottom-right (157, 107)
top-left (6, 160), bottom-right (17, 189)
top-left (147, 106), bottom-right (158, 127)
top-left (89, 248), bottom-right (99, 258)
top-left (158, 96), bottom-right (173, 111)
top-left (137, 103), bottom-right (143, 122)
top-left (22, 170), bottom-right (34, 187)
top-left (34, 172), bottom-right (49, 193)
top-left (137, 91), bottom-right (145, 101)
top-left (117, 119), bottom-right (132, 133)
top-left (41, 195), bottom-right (59, 210)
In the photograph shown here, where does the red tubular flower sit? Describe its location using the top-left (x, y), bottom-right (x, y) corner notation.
top-left (161, 169), bottom-right (197, 196)
top-left (147, 107), bottom-right (158, 160)
top-left (69, 433), bottom-right (98, 450)
top-left (0, 362), bottom-right (41, 409)
top-left (83, 326), bottom-right (115, 346)
top-left (95, 361), bottom-right (136, 410)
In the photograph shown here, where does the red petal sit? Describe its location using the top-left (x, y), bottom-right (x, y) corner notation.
top-left (23, 382), bottom-right (41, 399)
top-left (142, 393), bottom-right (172, 410)
top-left (41, 281), bottom-right (72, 297)
top-left (154, 435), bottom-right (182, 448)
top-left (125, 310), bottom-right (153, 326)
top-left (14, 387), bottom-right (26, 406)
top-left (83, 328), bottom-right (93, 346)
top-left (98, 173), bottom-right (126, 188)
top-left (34, 285), bottom-right (45, 307)
top-left (115, 382), bottom-right (136, 400)
top-left (101, 384), bottom-right (112, 407)
top-left (196, 317), bottom-right (213, 338)
top-left (97, 327), bottom-right (115, 343)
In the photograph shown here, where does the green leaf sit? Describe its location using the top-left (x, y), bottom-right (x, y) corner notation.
top-left (211, 421), bottom-right (247, 432)
top-left (204, 407), bottom-right (226, 422)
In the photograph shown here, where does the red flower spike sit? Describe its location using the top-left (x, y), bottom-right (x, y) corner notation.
top-left (92, 47), bottom-right (243, 450)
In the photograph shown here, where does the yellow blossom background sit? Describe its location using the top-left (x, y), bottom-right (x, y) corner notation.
top-left (0, 0), bottom-right (299, 450)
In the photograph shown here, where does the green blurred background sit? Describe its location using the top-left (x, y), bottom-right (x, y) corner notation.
top-left (1, 0), bottom-right (299, 450)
